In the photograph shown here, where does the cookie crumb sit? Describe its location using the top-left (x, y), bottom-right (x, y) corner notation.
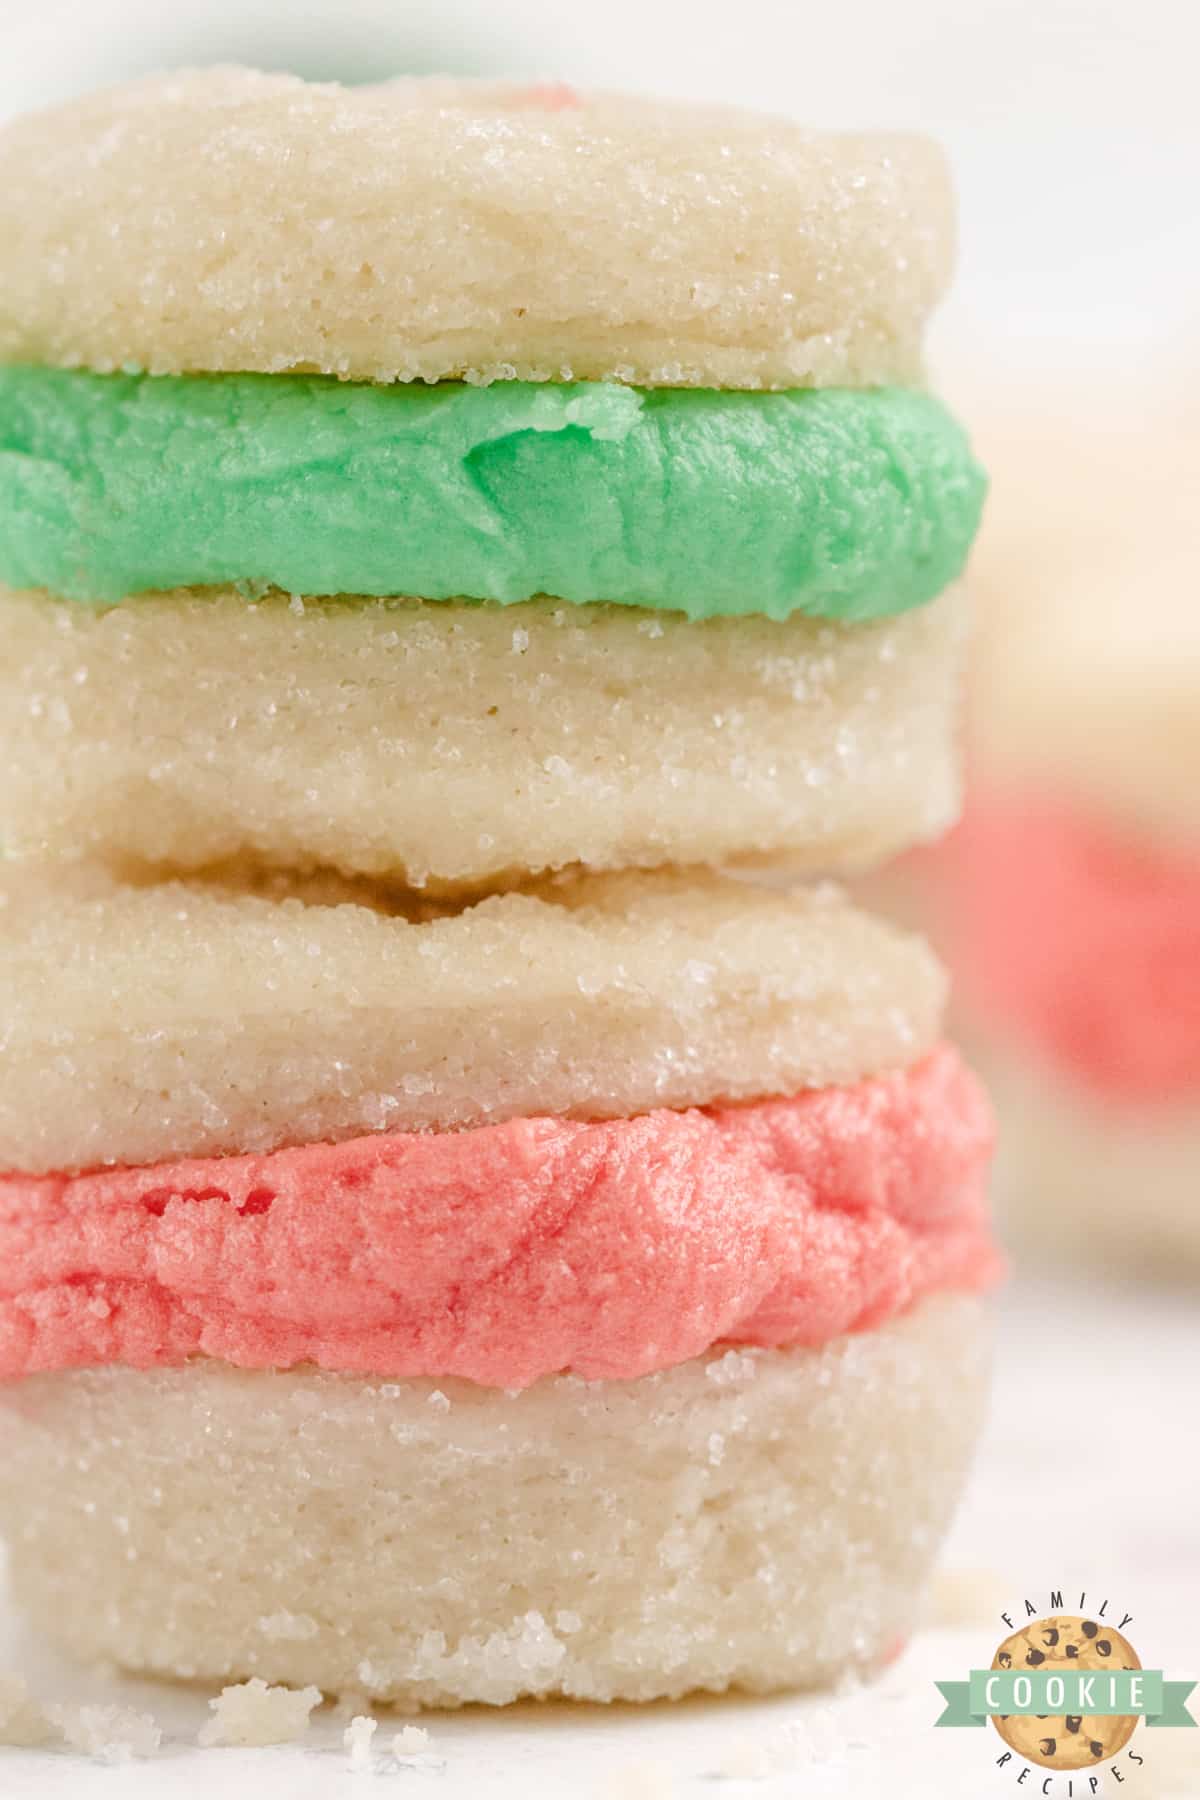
top-left (197, 1677), bottom-right (321, 1747)
top-left (393, 1723), bottom-right (432, 1754)
top-left (345, 1714), bottom-right (377, 1770)
top-left (48, 1702), bottom-right (161, 1762)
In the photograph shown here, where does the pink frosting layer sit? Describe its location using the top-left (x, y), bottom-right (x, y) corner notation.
top-left (950, 792), bottom-right (1200, 1102)
top-left (0, 1047), bottom-right (998, 1388)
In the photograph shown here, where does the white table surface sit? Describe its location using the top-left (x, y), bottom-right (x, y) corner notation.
top-left (2, 1269), bottom-right (1197, 1799)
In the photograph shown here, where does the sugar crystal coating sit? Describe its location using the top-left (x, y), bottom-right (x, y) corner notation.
top-left (0, 1297), bottom-right (989, 1706)
top-left (0, 1047), bottom-right (998, 1385)
top-left (0, 866), bottom-right (946, 1172)
top-left (0, 69), bottom-right (955, 390)
top-left (0, 585), bottom-right (967, 887)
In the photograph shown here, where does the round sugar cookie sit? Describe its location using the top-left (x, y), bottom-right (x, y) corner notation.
top-left (0, 68), bottom-right (954, 390)
top-left (0, 585), bottom-right (967, 890)
top-left (0, 865), bottom-right (946, 1174)
top-left (0, 1294), bottom-right (989, 1706)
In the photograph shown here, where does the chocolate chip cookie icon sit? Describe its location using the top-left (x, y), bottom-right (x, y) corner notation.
top-left (991, 1616), bottom-right (1141, 1769)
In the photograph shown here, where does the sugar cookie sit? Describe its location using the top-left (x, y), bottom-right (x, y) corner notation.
top-left (0, 70), bottom-right (954, 391)
top-left (0, 585), bottom-right (966, 888)
top-left (0, 1295), bottom-right (988, 1706)
top-left (0, 866), bottom-right (946, 1172)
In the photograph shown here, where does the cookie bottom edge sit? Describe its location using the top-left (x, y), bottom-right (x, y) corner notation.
top-left (0, 1293), bottom-right (989, 1708)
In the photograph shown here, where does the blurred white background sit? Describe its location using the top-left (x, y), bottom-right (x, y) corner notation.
top-left (1, 0), bottom-right (1197, 381)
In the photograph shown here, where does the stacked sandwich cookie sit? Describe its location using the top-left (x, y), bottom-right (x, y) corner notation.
top-left (0, 71), bottom-right (997, 1707)
top-left (0, 70), bottom-right (983, 888)
top-left (937, 387), bottom-right (1200, 1276)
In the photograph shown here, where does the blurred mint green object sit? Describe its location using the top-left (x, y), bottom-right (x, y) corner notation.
top-left (0, 367), bottom-right (984, 619)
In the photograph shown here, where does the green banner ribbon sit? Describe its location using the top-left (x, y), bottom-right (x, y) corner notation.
top-left (935, 1673), bottom-right (1196, 1729)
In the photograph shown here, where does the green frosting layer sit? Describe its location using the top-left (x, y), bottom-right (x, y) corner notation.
top-left (0, 367), bottom-right (984, 619)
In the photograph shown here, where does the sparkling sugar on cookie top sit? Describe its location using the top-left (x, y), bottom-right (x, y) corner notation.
top-left (0, 69), bottom-right (955, 389)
